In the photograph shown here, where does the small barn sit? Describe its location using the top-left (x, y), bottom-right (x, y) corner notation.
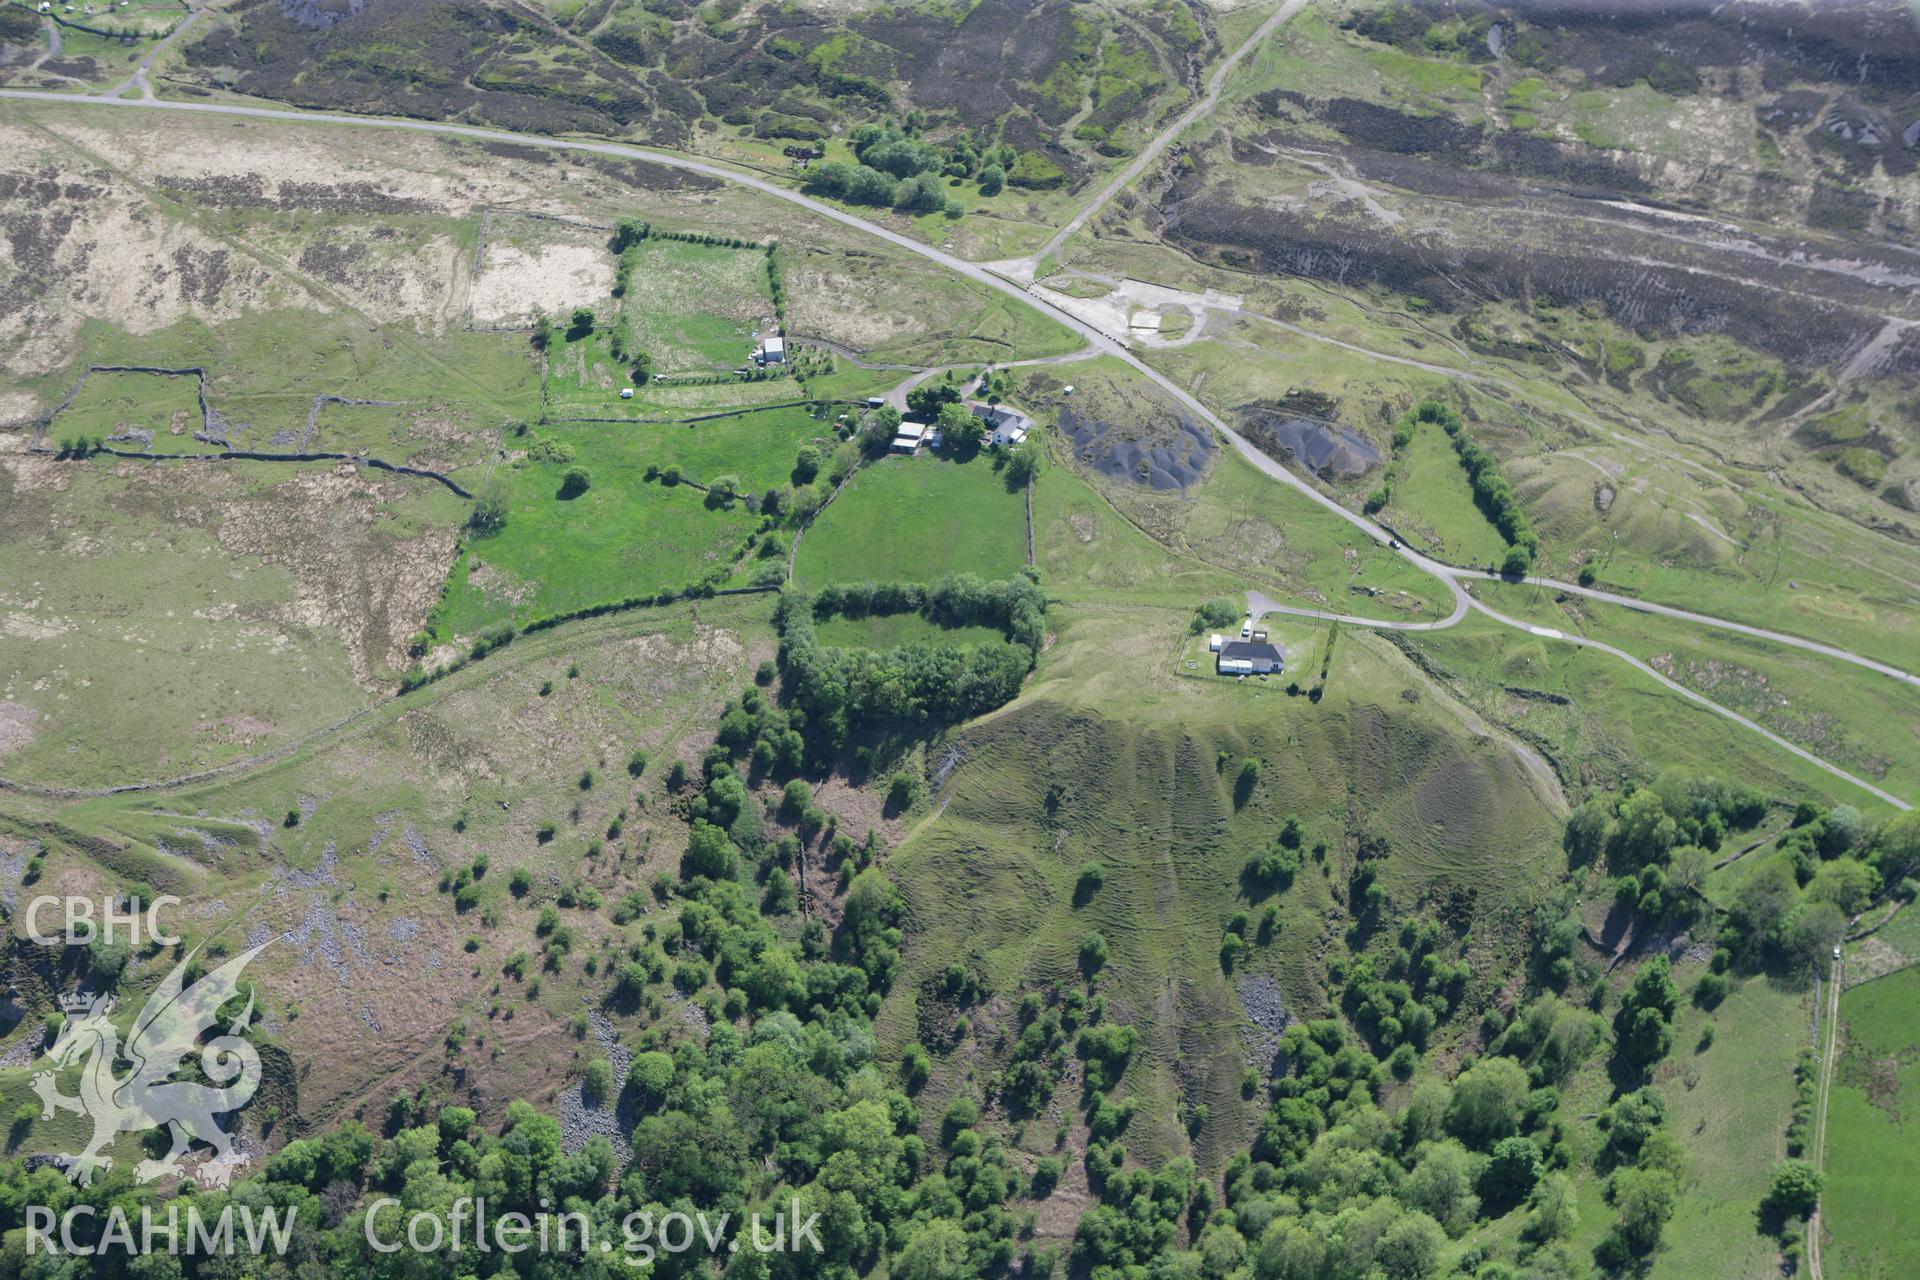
top-left (892, 419), bottom-right (930, 454)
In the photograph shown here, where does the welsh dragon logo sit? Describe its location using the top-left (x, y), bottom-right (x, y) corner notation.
top-left (31, 942), bottom-right (269, 1187)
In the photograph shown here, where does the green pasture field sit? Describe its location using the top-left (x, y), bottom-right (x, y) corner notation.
top-left (1825, 967), bottom-right (1920, 1280)
top-left (792, 455), bottom-right (1029, 589)
top-left (434, 409), bottom-right (834, 634)
top-left (433, 454), bottom-right (742, 635)
top-left (1383, 417), bottom-right (1511, 569)
top-left (558, 375), bottom-right (811, 421)
top-left (799, 362), bottom-right (910, 406)
top-left (618, 237), bottom-right (775, 376)
top-left (542, 327), bottom-right (645, 418)
top-left (634, 405), bottom-right (840, 492)
top-left (812, 613), bottom-right (1006, 651)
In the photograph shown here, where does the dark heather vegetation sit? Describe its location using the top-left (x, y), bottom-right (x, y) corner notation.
top-left (175, 0), bottom-right (1209, 186)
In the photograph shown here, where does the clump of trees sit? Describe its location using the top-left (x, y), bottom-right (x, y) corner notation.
top-left (1190, 597), bottom-right (1241, 634)
top-left (776, 575), bottom-right (1045, 763)
top-left (801, 124), bottom-right (1024, 213)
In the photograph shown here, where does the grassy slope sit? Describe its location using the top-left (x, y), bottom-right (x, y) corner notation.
top-left (0, 455), bottom-right (465, 788)
top-left (881, 603), bottom-right (1567, 1176)
top-left (1405, 614), bottom-right (1890, 808)
top-left (0, 596), bottom-right (777, 1155)
top-left (1032, 458), bottom-right (1246, 606)
top-left (1650, 976), bottom-right (1808, 1280)
top-left (1473, 583), bottom-right (1920, 810)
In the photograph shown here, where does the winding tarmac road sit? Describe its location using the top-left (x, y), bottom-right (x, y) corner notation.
top-left (0, 67), bottom-right (1912, 809)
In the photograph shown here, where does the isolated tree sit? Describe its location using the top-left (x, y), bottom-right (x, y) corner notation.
top-left (1233, 757), bottom-right (1262, 809)
top-left (568, 306), bottom-right (596, 340)
top-left (1564, 799), bottom-right (1611, 866)
top-left (469, 478), bottom-right (510, 535)
top-left (559, 465), bottom-right (592, 498)
top-left (1762, 1158), bottom-right (1823, 1220)
top-left (582, 1058), bottom-right (614, 1104)
top-left (978, 163), bottom-right (1005, 196)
